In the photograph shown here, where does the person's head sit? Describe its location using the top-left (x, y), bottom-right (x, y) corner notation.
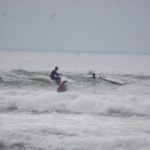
top-left (92, 73), bottom-right (96, 79)
top-left (55, 66), bottom-right (58, 71)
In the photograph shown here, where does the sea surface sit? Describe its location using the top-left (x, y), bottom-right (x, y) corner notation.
top-left (0, 51), bottom-right (150, 150)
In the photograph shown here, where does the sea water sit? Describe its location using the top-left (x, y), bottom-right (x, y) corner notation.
top-left (0, 51), bottom-right (150, 150)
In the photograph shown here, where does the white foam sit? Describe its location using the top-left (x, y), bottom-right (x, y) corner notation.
top-left (1, 113), bottom-right (150, 150)
top-left (0, 89), bottom-right (150, 117)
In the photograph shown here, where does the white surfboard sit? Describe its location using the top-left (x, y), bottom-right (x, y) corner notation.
top-left (100, 76), bottom-right (125, 85)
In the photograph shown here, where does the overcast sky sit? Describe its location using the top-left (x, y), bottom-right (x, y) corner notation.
top-left (0, 0), bottom-right (150, 53)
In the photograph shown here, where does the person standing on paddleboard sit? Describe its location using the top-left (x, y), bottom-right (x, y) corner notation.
top-left (50, 67), bottom-right (62, 85)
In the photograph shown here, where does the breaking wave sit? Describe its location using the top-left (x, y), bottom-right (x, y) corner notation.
top-left (0, 69), bottom-right (150, 117)
top-left (1, 69), bottom-right (150, 87)
top-left (0, 89), bottom-right (150, 118)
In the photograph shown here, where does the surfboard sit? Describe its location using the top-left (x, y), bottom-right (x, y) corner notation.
top-left (57, 80), bottom-right (68, 92)
top-left (99, 76), bottom-right (124, 85)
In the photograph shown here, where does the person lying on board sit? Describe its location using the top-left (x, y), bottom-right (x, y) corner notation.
top-left (92, 73), bottom-right (96, 79)
top-left (50, 66), bottom-right (62, 85)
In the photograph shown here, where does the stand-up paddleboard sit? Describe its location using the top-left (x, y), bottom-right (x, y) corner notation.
top-left (57, 80), bottom-right (68, 92)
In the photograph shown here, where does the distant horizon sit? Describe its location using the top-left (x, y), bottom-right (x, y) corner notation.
top-left (0, 48), bottom-right (150, 54)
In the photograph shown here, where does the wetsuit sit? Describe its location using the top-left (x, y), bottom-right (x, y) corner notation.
top-left (50, 70), bottom-right (61, 84)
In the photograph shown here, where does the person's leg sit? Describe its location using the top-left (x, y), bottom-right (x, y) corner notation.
top-left (51, 76), bottom-right (61, 85)
top-left (56, 77), bottom-right (61, 85)
top-left (51, 76), bottom-right (58, 84)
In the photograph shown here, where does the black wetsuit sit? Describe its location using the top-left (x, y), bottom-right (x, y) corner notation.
top-left (50, 70), bottom-right (61, 84)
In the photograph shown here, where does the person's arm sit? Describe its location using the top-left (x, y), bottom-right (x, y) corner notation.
top-left (58, 73), bottom-right (62, 76)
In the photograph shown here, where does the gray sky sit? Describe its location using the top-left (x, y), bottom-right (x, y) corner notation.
top-left (0, 0), bottom-right (150, 53)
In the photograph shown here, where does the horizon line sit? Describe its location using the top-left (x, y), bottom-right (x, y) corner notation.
top-left (0, 48), bottom-right (150, 54)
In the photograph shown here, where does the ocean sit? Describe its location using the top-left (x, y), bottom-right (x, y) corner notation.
top-left (0, 51), bottom-right (150, 150)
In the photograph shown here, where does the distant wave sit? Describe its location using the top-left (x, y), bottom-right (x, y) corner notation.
top-left (0, 69), bottom-right (150, 91)
top-left (0, 69), bottom-right (52, 88)
top-left (1, 69), bottom-right (150, 88)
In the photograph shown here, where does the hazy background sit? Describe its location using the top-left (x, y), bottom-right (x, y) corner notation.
top-left (0, 0), bottom-right (150, 53)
